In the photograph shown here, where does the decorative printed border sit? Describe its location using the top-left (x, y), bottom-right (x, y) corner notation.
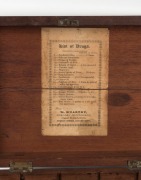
top-left (48, 40), bottom-right (102, 127)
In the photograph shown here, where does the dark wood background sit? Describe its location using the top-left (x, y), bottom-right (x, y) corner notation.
top-left (0, 17), bottom-right (141, 179)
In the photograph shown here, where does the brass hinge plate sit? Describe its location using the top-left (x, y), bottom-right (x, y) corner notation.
top-left (128, 160), bottom-right (141, 170)
top-left (58, 19), bottom-right (79, 26)
top-left (10, 162), bottom-right (32, 173)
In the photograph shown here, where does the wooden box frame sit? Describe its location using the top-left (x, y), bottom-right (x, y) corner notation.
top-left (0, 16), bottom-right (141, 179)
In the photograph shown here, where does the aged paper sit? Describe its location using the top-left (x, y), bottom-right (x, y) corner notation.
top-left (42, 28), bottom-right (109, 136)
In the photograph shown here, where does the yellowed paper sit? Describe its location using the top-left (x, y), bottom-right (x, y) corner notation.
top-left (42, 28), bottom-right (109, 136)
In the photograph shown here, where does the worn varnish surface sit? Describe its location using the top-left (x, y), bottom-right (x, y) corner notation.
top-left (1, 26), bottom-right (141, 179)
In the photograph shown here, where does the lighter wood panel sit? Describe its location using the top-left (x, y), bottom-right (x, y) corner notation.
top-left (100, 173), bottom-right (136, 180)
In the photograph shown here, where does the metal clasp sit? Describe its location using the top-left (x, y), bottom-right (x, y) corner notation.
top-left (128, 160), bottom-right (141, 171)
top-left (10, 162), bottom-right (32, 173)
top-left (58, 19), bottom-right (79, 26)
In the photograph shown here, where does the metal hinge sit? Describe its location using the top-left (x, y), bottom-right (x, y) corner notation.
top-left (58, 19), bottom-right (79, 26)
top-left (127, 160), bottom-right (141, 171)
top-left (9, 162), bottom-right (32, 173)
top-left (0, 160), bottom-right (140, 173)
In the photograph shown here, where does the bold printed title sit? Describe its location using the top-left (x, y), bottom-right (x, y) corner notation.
top-left (59, 44), bottom-right (90, 49)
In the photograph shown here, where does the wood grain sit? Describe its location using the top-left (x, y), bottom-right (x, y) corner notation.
top-left (109, 27), bottom-right (141, 89)
top-left (0, 27), bottom-right (41, 89)
top-left (1, 25), bottom-right (141, 175)
top-left (1, 27), bottom-right (141, 89)
top-left (0, 90), bottom-right (141, 153)
top-left (100, 173), bottom-right (136, 180)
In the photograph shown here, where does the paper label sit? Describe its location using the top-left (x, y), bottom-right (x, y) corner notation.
top-left (42, 28), bottom-right (109, 136)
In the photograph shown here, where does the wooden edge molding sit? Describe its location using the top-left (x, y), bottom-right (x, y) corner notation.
top-left (0, 16), bottom-right (141, 26)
